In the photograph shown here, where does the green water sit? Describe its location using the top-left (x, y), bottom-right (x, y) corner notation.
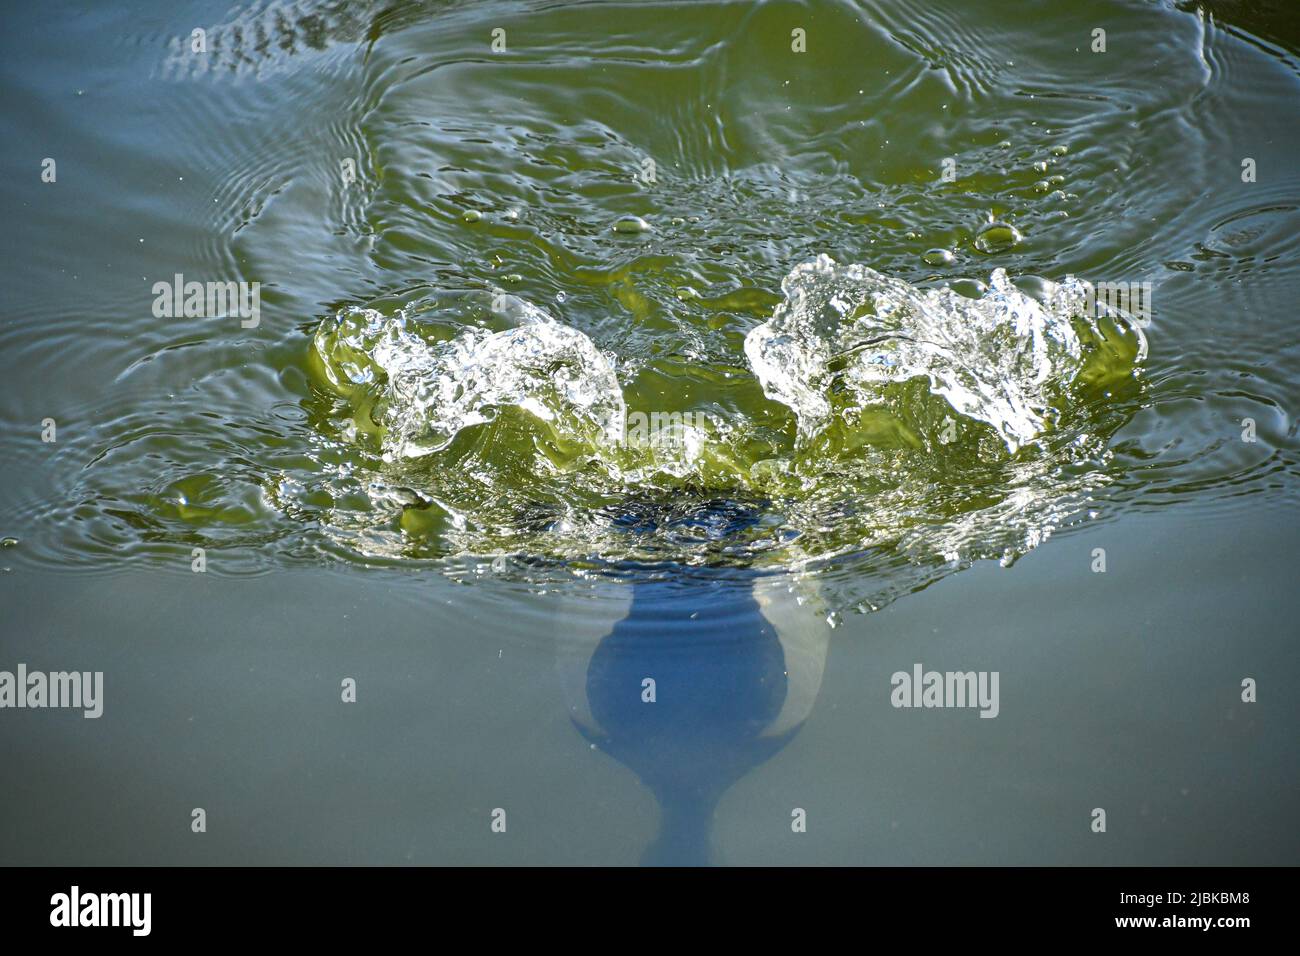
top-left (1, 0), bottom-right (1297, 865)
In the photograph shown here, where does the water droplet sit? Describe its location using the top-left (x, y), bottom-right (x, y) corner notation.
top-left (612, 215), bottom-right (651, 234)
top-left (974, 221), bottom-right (1023, 253)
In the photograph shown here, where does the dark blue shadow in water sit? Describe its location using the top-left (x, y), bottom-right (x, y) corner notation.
top-left (581, 573), bottom-right (796, 864)
top-left (552, 497), bottom-right (827, 863)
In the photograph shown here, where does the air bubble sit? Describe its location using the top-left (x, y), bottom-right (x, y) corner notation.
top-left (974, 221), bottom-right (1022, 253)
top-left (613, 215), bottom-right (651, 234)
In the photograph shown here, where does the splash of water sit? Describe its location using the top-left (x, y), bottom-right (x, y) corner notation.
top-left (314, 298), bottom-right (626, 462)
top-left (744, 254), bottom-right (1146, 452)
top-left (305, 256), bottom-right (1147, 608)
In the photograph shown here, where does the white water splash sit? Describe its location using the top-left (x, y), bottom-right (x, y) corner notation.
top-left (315, 299), bottom-right (626, 461)
top-left (744, 254), bottom-right (1146, 451)
top-left (305, 257), bottom-right (1148, 592)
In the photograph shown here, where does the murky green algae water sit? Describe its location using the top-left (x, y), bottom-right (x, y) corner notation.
top-left (1, 0), bottom-right (1298, 865)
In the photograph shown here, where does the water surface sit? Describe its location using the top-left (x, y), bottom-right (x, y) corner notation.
top-left (1, 0), bottom-right (1297, 865)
